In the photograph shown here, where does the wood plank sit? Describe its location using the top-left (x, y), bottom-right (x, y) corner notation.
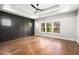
top-left (0, 36), bottom-right (79, 55)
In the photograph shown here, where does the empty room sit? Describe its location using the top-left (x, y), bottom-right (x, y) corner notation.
top-left (0, 4), bottom-right (79, 55)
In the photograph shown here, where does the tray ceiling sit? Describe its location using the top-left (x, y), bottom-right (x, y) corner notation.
top-left (0, 4), bottom-right (79, 19)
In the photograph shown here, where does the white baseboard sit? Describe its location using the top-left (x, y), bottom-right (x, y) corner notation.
top-left (35, 34), bottom-right (78, 43)
top-left (76, 40), bottom-right (79, 44)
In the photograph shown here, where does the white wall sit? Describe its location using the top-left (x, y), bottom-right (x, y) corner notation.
top-left (0, 4), bottom-right (4, 9)
top-left (35, 12), bottom-right (77, 41)
top-left (77, 9), bottom-right (79, 42)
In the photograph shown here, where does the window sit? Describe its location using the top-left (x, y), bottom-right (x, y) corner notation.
top-left (46, 22), bottom-right (52, 32)
top-left (41, 21), bottom-right (60, 33)
top-left (2, 19), bottom-right (12, 26)
top-left (53, 21), bottom-right (60, 33)
top-left (41, 23), bottom-right (45, 32)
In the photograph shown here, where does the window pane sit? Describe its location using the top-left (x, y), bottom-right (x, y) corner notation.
top-left (41, 23), bottom-right (45, 32)
top-left (53, 22), bottom-right (60, 33)
top-left (46, 22), bottom-right (52, 32)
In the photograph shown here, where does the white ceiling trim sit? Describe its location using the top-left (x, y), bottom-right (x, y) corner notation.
top-left (0, 4), bottom-right (79, 19)
top-left (2, 4), bottom-right (38, 19)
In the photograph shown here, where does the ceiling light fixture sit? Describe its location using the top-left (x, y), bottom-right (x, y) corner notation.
top-left (31, 4), bottom-right (44, 13)
top-left (31, 4), bottom-right (59, 14)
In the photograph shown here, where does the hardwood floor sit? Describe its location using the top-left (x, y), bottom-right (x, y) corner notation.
top-left (0, 36), bottom-right (79, 55)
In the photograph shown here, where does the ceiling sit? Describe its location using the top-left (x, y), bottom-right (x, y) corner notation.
top-left (0, 4), bottom-right (79, 19)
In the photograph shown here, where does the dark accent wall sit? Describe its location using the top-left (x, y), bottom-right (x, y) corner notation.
top-left (0, 11), bottom-right (34, 42)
